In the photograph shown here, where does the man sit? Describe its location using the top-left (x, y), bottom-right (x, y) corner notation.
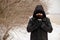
top-left (27, 5), bottom-right (53, 40)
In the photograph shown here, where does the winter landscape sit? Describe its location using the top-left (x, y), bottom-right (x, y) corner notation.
top-left (0, 0), bottom-right (60, 40)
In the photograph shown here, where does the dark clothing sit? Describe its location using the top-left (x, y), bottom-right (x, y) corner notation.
top-left (27, 5), bottom-right (53, 40)
top-left (33, 5), bottom-right (46, 19)
top-left (27, 17), bottom-right (53, 40)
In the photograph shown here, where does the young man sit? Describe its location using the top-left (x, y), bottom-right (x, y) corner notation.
top-left (27, 5), bottom-right (53, 40)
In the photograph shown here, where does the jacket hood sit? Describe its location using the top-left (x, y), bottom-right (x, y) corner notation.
top-left (33, 5), bottom-right (46, 19)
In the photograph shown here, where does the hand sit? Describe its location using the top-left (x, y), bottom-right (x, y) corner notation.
top-left (42, 18), bottom-right (47, 22)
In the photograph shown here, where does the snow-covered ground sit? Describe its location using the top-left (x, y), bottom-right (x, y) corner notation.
top-left (48, 23), bottom-right (60, 40)
top-left (5, 15), bottom-right (60, 40)
top-left (6, 25), bottom-right (30, 40)
top-left (6, 23), bottom-right (60, 40)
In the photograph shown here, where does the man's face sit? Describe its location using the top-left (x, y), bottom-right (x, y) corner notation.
top-left (36, 13), bottom-right (43, 16)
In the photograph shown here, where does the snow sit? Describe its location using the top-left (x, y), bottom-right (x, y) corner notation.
top-left (48, 23), bottom-right (60, 40)
top-left (6, 23), bottom-right (60, 40)
top-left (6, 14), bottom-right (60, 40)
top-left (47, 0), bottom-right (60, 14)
top-left (7, 26), bottom-right (30, 40)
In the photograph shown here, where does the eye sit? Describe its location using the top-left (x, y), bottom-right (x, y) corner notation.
top-left (40, 14), bottom-right (43, 15)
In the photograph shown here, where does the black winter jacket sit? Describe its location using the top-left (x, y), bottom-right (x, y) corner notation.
top-left (27, 5), bottom-right (53, 40)
top-left (27, 17), bottom-right (53, 40)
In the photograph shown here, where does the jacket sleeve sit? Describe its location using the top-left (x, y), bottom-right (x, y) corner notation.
top-left (27, 18), bottom-right (40, 32)
top-left (41, 18), bottom-right (53, 33)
